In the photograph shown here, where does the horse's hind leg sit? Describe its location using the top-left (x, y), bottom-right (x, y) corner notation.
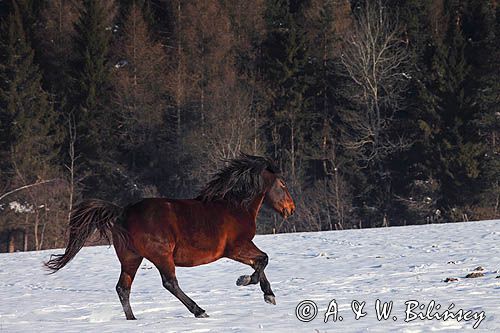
top-left (116, 249), bottom-right (143, 320)
top-left (151, 254), bottom-right (208, 318)
top-left (227, 241), bottom-right (276, 305)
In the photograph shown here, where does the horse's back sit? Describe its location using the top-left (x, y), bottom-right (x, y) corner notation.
top-left (122, 197), bottom-right (234, 266)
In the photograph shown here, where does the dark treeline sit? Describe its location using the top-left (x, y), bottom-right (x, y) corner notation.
top-left (0, 0), bottom-right (498, 252)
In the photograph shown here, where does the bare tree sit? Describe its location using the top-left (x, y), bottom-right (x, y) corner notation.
top-left (167, 0), bottom-right (187, 143)
top-left (179, 0), bottom-right (261, 185)
top-left (66, 113), bottom-right (78, 224)
top-left (112, 3), bottom-right (168, 165)
top-left (338, 1), bottom-right (411, 228)
top-left (340, 0), bottom-right (410, 164)
top-left (223, 0), bottom-right (266, 155)
top-left (203, 84), bottom-right (258, 163)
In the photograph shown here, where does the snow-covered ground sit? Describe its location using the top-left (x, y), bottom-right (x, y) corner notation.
top-left (0, 220), bottom-right (498, 332)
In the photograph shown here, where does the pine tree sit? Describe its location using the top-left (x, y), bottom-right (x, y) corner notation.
top-left (37, 0), bottom-right (80, 96)
top-left (71, 0), bottom-right (115, 143)
top-left (257, 0), bottom-right (317, 231)
top-left (70, 0), bottom-right (117, 196)
top-left (261, 0), bottom-right (312, 185)
top-left (389, 0), bottom-right (439, 223)
top-left (300, 0), bottom-right (359, 230)
top-left (117, 0), bottom-right (155, 29)
top-left (0, 1), bottom-right (62, 249)
top-left (463, 0), bottom-right (500, 217)
top-left (412, 0), bottom-right (484, 219)
top-left (0, 2), bottom-right (60, 180)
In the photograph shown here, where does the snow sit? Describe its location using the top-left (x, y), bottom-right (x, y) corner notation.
top-left (8, 201), bottom-right (34, 213)
top-left (0, 220), bottom-right (498, 332)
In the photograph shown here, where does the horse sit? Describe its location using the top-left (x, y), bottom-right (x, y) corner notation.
top-left (45, 154), bottom-right (295, 320)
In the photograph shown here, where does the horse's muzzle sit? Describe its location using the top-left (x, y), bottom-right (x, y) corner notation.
top-left (282, 206), bottom-right (295, 219)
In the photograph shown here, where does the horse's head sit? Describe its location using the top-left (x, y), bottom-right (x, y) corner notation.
top-left (262, 170), bottom-right (295, 219)
top-left (198, 153), bottom-right (295, 218)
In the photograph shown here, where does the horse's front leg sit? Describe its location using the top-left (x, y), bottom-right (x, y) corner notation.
top-left (227, 241), bottom-right (276, 305)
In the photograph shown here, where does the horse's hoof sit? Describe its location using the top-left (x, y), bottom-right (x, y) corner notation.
top-left (126, 316), bottom-right (137, 320)
top-left (236, 275), bottom-right (252, 286)
top-left (264, 294), bottom-right (276, 305)
top-left (195, 312), bottom-right (209, 318)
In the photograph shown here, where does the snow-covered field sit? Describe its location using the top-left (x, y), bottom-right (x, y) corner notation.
top-left (0, 220), bottom-right (498, 332)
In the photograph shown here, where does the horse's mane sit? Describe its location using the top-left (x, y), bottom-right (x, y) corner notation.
top-left (197, 153), bottom-right (280, 207)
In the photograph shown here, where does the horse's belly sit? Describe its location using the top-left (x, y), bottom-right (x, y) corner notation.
top-left (173, 244), bottom-right (225, 267)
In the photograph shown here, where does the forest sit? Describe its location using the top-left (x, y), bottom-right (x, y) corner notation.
top-left (0, 0), bottom-right (498, 252)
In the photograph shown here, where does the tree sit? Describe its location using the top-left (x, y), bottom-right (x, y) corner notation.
top-left (463, 0), bottom-right (500, 218)
top-left (299, 0), bottom-right (358, 230)
top-left (0, 1), bottom-right (63, 250)
top-left (387, 0), bottom-right (439, 224)
top-left (0, 1), bottom-right (61, 187)
top-left (408, 0), bottom-right (487, 221)
top-left (167, 0), bottom-right (187, 144)
top-left (223, 0), bottom-right (267, 154)
top-left (111, 2), bottom-right (169, 198)
top-left (433, 1), bottom-right (478, 216)
top-left (172, 0), bottom-right (259, 193)
top-left (70, 0), bottom-right (117, 197)
top-left (261, 0), bottom-right (312, 184)
top-left (37, 0), bottom-right (81, 96)
top-left (339, 0), bottom-right (410, 226)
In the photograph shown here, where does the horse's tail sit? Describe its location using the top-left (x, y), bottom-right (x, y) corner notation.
top-left (45, 199), bottom-right (126, 273)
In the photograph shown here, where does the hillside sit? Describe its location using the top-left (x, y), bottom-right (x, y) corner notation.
top-left (0, 220), bottom-right (498, 332)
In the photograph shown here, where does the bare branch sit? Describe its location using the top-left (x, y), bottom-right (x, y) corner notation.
top-left (0, 179), bottom-right (60, 203)
top-left (340, 1), bottom-right (410, 162)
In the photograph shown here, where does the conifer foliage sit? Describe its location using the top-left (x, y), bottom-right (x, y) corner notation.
top-left (0, 1), bottom-right (62, 251)
top-left (0, 0), bottom-right (498, 251)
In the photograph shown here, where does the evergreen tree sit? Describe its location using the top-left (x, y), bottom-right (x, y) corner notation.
top-left (72, 0), bottom-right (115, 113)
top-left (70, 0), bottom-right (117, 197)
top-left (301, 0), bottom-right (359, 230)
top-left (463, 0), bottom-right (500, 217)
top-left (0, 1), bottom-right (62, 248)
top-left (411, 0), bottom-right (484, 219)
top-left (117, 0), bottom-right (155, 29)
top-left (0, 1), bottom-right (60, 180)
top-left (37, 0), bottom-right (80, 97)
top-left (388, 0), bottom-right (439, 223)
top-left (261, 0), bottom-right (312, 185)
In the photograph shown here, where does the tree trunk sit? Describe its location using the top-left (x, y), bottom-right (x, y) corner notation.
top-left (23, 229), bottom-right (28, 252)
top-left (176, 0), bottom-right (182, 141)
top-left (334, 165), bottom-right (344, 229)
top-left (383, 213), bottom-right (389, 227)
top-left (34, 210), bottom-right (40, 251)
top-left (8, 232), bottom-right (15, 253)
top-left (253, 110), bottom-right (258, 154)
top-left (290, 122), bottom-right (295, 182)
top-left (68, 114), bottom-right (76, 224)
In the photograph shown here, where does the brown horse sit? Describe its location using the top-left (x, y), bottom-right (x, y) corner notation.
top-left (45, 154), bottom-right (295, 320)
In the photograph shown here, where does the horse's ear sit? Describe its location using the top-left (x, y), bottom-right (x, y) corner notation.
top-left (265, 158), bottom-right (280, 175)
top-left (261, 169), bottom-right (277, 187)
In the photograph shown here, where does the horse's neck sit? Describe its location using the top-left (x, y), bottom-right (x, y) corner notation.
top-left (247, 192), bottom-right (266, 222)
